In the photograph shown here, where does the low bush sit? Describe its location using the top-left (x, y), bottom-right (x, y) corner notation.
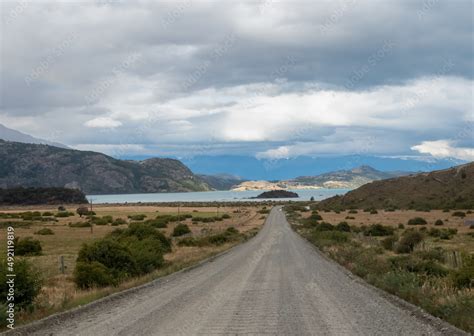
top-left (407, 217), bottom-right (427, 225)
top-left (381, 236), bottom-right (397, 251)
top-left (69, 221), bottom-right (92, 228)
top-left (315, 222), bottom-right (334, 231)
top-left (172, 224), bottom-right (191, 237)
top-left (221, 214), bottom-right (231, 219)
top-left (74, 261), bottom-right (115, 289)
top-left (112, 218), bottom-right (127, 226)
top-left (16, 237), bottom-right (42, 256)
top-left (451, 255), bottom-right (474, 289)
top-left (348, 209), bottom-right (358, 214)
top-left (452, 211), bottom-right (466, 218)
top-left (395, 231), bottom-right (423, 253)
top-left (310, 213), bottom-right (323, 221)
top-left (128, 214), bottom-right (147, 221)
top-left (370, 209), bottom-right (378, 214)
top-left (34, 228), bottom-right (54, 235)
top-left (434, 219), bottom-right (444, 226)
top-left (364, 224), bottom-right (394, 237)
top-left (336, 221), bottom-right (351, 232)
top-left (345, 216), bottom-right (355, 220)
top-left (55, 211), bottom-right (74, 218)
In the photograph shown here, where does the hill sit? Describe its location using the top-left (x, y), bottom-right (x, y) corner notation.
top-left (0, 140), bottom-right (211, 194)
top-left (197, 174), bottom-right (244, 190)
top-left (231, 166), bottom-right (409, 190)
top-left (318, 162), bottom-right (474, 210)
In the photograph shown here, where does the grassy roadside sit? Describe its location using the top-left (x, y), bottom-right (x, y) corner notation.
top-left (0, 204), bottom-right (265, 330)
top-left (285, 204), bottom-right (474, 333)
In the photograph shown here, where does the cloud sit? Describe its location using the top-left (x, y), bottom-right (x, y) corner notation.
top-left (0, 1), bottom-right (472, 161)
top-left (84, 117), bottom-right (122, 129)
top-left (411, 140), bottom-right (474, 161)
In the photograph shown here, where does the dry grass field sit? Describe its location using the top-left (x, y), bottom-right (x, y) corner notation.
top-left (0, 204), bottom-right (266, 326)
top-left (288, 206), bottom-right (474, 332)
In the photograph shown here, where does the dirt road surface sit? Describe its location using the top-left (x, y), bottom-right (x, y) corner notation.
top-left (7, 207), bottom-right (464, 336)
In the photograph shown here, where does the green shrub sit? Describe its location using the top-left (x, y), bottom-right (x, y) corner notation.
top-left (407, 217), bottom-right (427, 225)
top-left (221, 214), bottom-right (231, 219)
top-left (451, 255), bottom-right (474, 289)
top-left (34, 228), bottom-right (54, 235)
top-left (226, 227), bottom-right (239, 234)
top-left (398, 224), bottom-right (405, 229)
top-left (336, 221), bottom-right (351, 232)
top-left (370, 209), bottom-right (378, 214)
top-left (348, 209), bottom-right (358, 214)
top-left (381, 236), bottom-right (397, 251)
top-left (90, 217), bottom-right (109, 225)
top-left (42, 211), bottom-right (54, 216)
top-left (310, 213), bottom-right (323, 221)
top-left (0, 259), bottom-right (42, 309)
top-left (74, 261), bottom-right (115, 289)
top-left (16, 237), bottom-right (42, 256)
top-left (128, 214), bottom-right (147, 221)
top-left (172, 224), bottom-right (191, 237)
top-left (345, 216), bottom-right (355, 220)
top-left (374, 271), bottom-right (421, 302)
top-left (69, 221), bottom-right (92, 228)
top-left (315, 222), bottom-right (334, 231)
top-left (389, 256), bottom-right (448, 277)
top-left (112, 218), bottom-right (127, 226)
top-left (114, 223), bottom-right (171, 253)
top-left (395, 231), bottom-right (423, 253)
top-left (452, 211), bottom-right (466, 218)
top-left (55, 211), bottom-right (74, 218)
top-left (364, 224), bottom-right (394, 236)
top-left (434, 219), bottom-right (444, 226)
top-left (125, 238), bottom-right (165, 274)
top-left (77, 239), bottom-right (137, 280)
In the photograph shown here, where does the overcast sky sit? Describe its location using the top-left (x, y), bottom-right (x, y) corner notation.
top-left (1, 0), bottom-right (473, 161)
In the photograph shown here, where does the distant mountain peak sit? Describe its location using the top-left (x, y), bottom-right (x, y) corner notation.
top-left (0, 123), bottom-right (69, 148)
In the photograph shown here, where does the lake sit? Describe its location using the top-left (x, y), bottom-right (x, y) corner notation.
top-left (87, 189), bottom-right (350, 204)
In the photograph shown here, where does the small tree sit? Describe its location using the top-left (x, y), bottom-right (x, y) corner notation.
top-left (76, 207), bottom-right (89, 218)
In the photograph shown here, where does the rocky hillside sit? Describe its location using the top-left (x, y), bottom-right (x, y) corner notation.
top-left (232, 166), bottom-right (409, 190)
top-left (198, 174), bottom-right (244, 190)
top-left (318, 162), bottom-right (474, 209)
top-left (0, 140), bottom-right (211, 194)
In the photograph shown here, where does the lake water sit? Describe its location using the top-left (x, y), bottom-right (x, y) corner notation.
top-left (87, 189), bottom-right (350, 204)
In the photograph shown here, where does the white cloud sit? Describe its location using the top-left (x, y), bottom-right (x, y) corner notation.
top-left (84, 117), bottom-right (122, 129)
top-left (411, 140), bottom-right (474, 161)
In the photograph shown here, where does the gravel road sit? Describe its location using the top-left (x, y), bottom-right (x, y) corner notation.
top-left (7, 207), bottom-right (465, 336)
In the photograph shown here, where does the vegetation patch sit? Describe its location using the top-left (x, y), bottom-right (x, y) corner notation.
top-left (289, 208), bottom-right (474, 333)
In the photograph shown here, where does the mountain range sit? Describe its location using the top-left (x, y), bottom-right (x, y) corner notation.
top-left (231, 166), bottom-right (411, 190)
top-left (0, 140), bottom-right (210, 194)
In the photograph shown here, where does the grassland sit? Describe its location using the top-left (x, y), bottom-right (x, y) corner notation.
top-left (286, 205), bottom-right (474, 333)
top-left (0, 203), bottom-right (266, 327)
